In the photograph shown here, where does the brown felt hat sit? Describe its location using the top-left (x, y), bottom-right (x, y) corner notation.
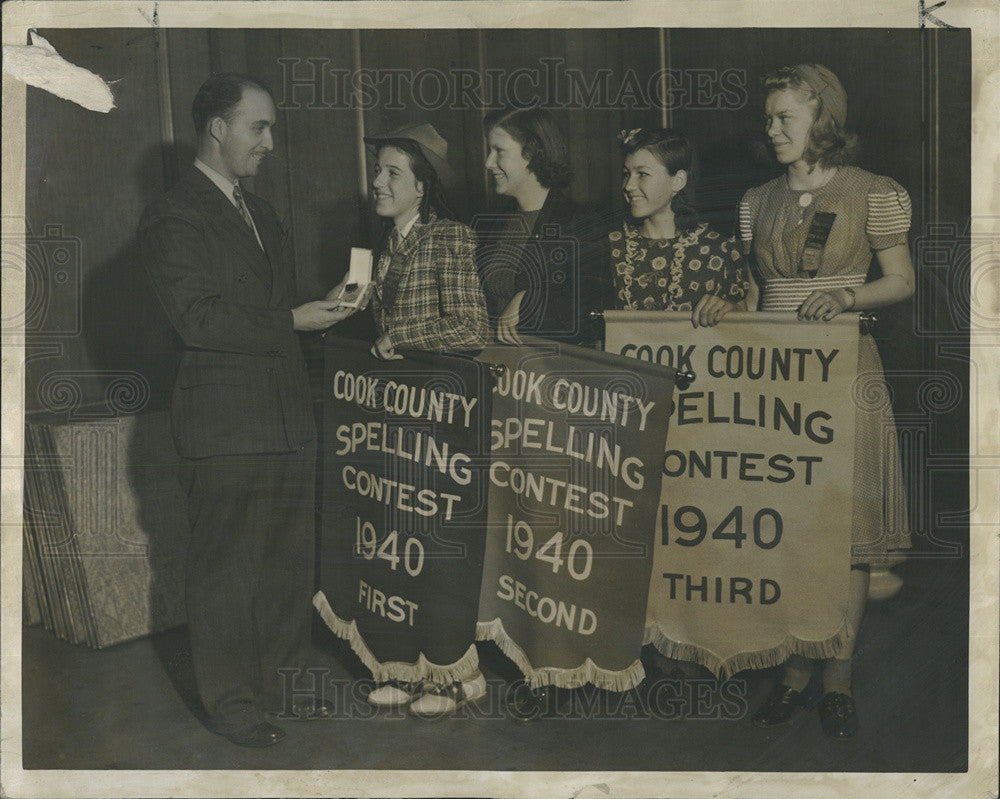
top-left (364, 122), bottom-right (457, 186)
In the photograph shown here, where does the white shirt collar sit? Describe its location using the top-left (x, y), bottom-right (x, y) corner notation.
top-left (194, 159), bottom-right (265, 250)
top-left (194, 159), bottom-right (240, 206)
top-left (395, 211), bottom-right (420, 241)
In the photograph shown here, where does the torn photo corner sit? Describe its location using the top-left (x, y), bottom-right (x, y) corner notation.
top-left (2, 30), bottom-right (116, 113)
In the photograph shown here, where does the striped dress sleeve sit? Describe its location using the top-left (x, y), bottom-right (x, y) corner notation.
top-left (737, 188), bottom-right (757, 257)
top-left (866, 175), bottom-right (912, 251)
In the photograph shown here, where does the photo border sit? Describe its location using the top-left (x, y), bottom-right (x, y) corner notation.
top-left (2, 2), bottom-right (997, 797)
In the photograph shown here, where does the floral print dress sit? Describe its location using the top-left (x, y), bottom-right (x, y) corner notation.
top-left (610, 221), bottom-right (749, 311)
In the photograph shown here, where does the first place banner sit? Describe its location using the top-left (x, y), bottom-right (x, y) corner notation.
top-left (316, 337), bottom-right (492, 685)
top-left (606, 311), bottom-right (859, 677)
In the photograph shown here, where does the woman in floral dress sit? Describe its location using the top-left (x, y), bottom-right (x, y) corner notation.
top-left (610, 128), bottom-right (750, 683)
top-left (610, 128), bottom-right (750, 326)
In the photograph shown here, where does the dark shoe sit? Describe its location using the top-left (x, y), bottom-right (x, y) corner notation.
top-left (220, 721), bottom-right (286, 748)
top-left (649, 661), bottom-right (689, 682)
top-left (645, 650), bottom-right (695, 681)
top-left (506, 680), bottom-right (572, 722)
top-left (818, 692), bottom-right (858, 740)
top-left (752, 683), bottom-right (808, 727)
top-left (265, 698), bottom-right (335, 720)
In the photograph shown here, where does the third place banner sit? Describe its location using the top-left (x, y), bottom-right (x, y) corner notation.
top-left (606, 311), bottom-right (859, 677)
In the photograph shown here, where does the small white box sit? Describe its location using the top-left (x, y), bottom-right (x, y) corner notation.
top-left (336, 248), bottom-right (373, 308)
top-left (348, 247), bottom-right (373, 285)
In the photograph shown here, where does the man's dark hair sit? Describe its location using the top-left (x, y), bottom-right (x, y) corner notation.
top-left (191, 73), bottom-right (273, 135)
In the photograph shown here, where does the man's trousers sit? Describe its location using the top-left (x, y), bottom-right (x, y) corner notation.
top-left (179, 441), bottom-right (317, 734)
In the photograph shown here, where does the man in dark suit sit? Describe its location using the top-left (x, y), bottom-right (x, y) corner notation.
top-left (140, 73), bottom-right (356, 747)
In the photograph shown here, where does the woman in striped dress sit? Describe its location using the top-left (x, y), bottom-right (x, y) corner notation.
top-left (740, 64), bottom-right (914, 739)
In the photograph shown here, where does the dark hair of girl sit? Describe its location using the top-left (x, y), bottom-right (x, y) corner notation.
top-left (620, 128), bottom-right (699, 228)
top-left (376, 139), bottom-right (454, 224)
top-left (484, 107), bottom-right (573, 190)
top-left (761, 67), bottom-right (859, 168)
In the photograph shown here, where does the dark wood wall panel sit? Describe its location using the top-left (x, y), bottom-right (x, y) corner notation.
top-left (26, 29), bottom-right (174, 417)
top-left (255, 30), bottom-right (368, 346)
top-left (23, 27), bottom-right (968, 426)
top-left (163, 30), bottom-right (213, 182)
top-left (207, 29), bottom-right (248, 74)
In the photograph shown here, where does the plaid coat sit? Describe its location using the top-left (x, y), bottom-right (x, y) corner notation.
top-left (371, 214), bottom-right (488, 351)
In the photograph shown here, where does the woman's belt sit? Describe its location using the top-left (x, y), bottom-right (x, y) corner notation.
top-left (759, 275), bottom-right (866, 312)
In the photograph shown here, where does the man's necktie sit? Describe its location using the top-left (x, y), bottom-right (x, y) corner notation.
top-left (233, 184), bottom-right (264, 251)
top-left (377, 228), bottom-right (403, 283)
top-left (232, 185), bottom-right (255, 229)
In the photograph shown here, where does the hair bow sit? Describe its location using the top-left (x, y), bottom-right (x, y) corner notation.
top-left (618, 128), bottom-right (641, 145)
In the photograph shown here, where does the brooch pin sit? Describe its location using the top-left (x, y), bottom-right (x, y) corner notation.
top-left (797, 192), bottom-right (814, 224)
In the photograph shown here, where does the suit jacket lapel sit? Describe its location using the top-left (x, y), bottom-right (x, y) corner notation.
top-left (186, 169), bottom-right (273, 290)
top-left (243, 191), bottom-right (283, 296)
top-left (379, 217), bottom-right (430, 312)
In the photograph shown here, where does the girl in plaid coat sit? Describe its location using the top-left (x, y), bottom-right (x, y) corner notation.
top-left (359, 124), bottom-right (490, 715)
top-left (365, 123), bottom-right (488, 360)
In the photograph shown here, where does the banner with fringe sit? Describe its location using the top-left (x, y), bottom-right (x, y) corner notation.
top-left (318, 337), bottom-right (492, 684)
top-left (475, 340), bottom-right (675, 690)
top-left (605, 311), bottom-right (858, 678)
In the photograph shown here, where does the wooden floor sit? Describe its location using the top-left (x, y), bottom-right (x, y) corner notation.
top-left (20, 557), bottom-right (967, 773)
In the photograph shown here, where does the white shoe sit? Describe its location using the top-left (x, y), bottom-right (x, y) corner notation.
top-left (409, 672), bottom-right (487, 717)
top-left (367, 681), bottom-right (424, 708)
top-left (867, 568), bottom-right (904, 601)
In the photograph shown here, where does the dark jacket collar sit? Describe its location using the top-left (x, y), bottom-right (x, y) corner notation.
top-left (484, 189), bottom-right (578, 234)
top-left (180, 166), bottom-right (273, 287)
top-left (536, 189), bottom-right (578, 228)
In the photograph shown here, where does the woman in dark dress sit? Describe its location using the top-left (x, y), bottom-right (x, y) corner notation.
top-left (475, 107), bottom-right (603, 346)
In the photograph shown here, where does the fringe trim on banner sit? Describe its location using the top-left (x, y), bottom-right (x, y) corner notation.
top-left (643, 620), bottom-right (854, 680)
top-left (476, 618), bottom-right (646, 692)
top-left (312, 591), bottom-right (479, 684)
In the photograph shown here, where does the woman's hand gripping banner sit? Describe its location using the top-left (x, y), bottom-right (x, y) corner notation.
top-left (606, 311), bottom-right (860, 678)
